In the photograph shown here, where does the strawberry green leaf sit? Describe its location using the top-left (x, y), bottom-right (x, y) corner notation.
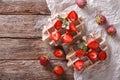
top-left (77, 42), bottom-right (88, 53)
top-left (82, 45), bottom-right (88, 53)
top-left (57, 16), bottom-right (69, 28)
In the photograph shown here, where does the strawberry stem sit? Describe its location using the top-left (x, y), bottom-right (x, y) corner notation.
top-left (57, 16), bottom-right (69, 28)
top-left (77, 42), bottom-right (88, 53)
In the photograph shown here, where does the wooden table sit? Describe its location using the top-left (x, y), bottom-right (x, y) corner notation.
top-left (0, 0), bottom-right (74, 80)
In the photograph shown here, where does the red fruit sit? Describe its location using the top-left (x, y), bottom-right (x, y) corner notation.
top-left (88, 40), bottom-right (99, 50)
top-left (69, 22), bottom-right (76, 32)
top-left (40, 55), bottom-right (49, 66)
top-left (53, 66), bottom-right (64, 76)
top-left (53, 49), bottom-right (64, 58)
top-left (50, 32), bottom-right (61, 41)
top-left (54, 20), bottom-right (63, 30)
top-left (95, 14), bottom-right (107, 25)
top-left (88, 50), bottom-right (97, 61)
top-left (106, 25), bottom-right (117, 36)
top-left (76, 0), bottom-right (87, 8)
top-left (67, 10), bottom-right (78, 21)
top-left (75, 49), bottom-right (84, 57)
top-left (98, 51), bottom-right (107, 60)
top-left (73, 60), bottom-right (84, 71)
top-left (62, 33), bottom-right (73, 43)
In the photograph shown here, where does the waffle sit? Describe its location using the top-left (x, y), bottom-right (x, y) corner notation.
top-left (42, 13), bottom-right (84, 46)
top-left (66, 33), bottom-right (107, 71)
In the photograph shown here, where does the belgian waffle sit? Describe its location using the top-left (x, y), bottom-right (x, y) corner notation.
top-left (66, 33), bottom-right (107, 71)
top-left (42, 13), bottom-right (84, 46)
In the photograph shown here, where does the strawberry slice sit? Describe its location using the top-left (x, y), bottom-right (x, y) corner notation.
top-left (53, 49), bottom-right (64, 58)
top-left (50, 32), bottom-right (61, 41)
top-left (73, 60), bottom-right (84, 71)
top-left (98, 51), bottom-right (107, 60)
top-left (54, 20), bottom-right (63, 30)
top-left (88, 40), bottom-right (99, 50)
top-left (53, 65), bottom-right (64, 76)
top-left (88, 50), bottom-right (97, 61)
top-left (75, 49), bottom-right (84, 57)
top-left (67, 10), bottom-right (78, 21)
top-left (62, 33), bottom-right (73, 43)
top-left (69, 22), bottom-right (76, 32)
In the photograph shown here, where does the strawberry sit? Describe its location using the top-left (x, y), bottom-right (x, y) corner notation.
top-left (62, 33), bottom-right (73, 43)
top-left (106, 25), bottom-right (117, 36)
top-left (75, 0), bottom-right (87, 8)
top-left (54, 20), bottom-right (63, 30)
top-left (95, 14), bottom-right (107, 25)
top-left (87, 50), bottom-right (97, 61)
top-left (73, 60), bottom-right (84, 71)
top-left (40, 55), bottom-right (49, 66)
top-left (75, 49), bottom-right (84, 57)
top-left (88, 40), bottom-right (99, 50)
top-left (53, 49), bottom-right (64, 58)
top-left (53, 66), bottom-right (64, 76)
top-left (69, 22), bottom-right (76, 32)
top-left (50, 31), bottom-right (61, 41)
top-left (98, 51), bottom-right (107, 60)
top-left (67, 10), bottom-right (78, 21)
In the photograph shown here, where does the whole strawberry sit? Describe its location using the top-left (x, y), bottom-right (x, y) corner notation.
top-left (53, 65), bottom-right (64, 76)
top-left (95, 14), bottom-right (107, 25)
top-left (106, 25), bottom-right (117, 36)
top-left (75, 0), bottom-right (87, 8)
top-left (40, 55), bottom-right (49, 66)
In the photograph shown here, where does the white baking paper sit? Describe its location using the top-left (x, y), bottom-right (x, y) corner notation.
top-left (40, 0), bottom-right (120, 80)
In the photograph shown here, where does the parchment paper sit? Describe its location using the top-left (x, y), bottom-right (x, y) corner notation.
top-left (38, 0), bottom-right (120, 80)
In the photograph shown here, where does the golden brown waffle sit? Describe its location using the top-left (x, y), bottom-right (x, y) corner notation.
top-left (42, 14), bottom-right (84, 46)
top-left (66, 33), bottom-right (107, 71)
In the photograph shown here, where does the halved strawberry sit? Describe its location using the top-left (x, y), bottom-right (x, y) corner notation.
top-left (73, 60), bottom-right (84, 71)
top-left (69, 22), bottom-right (76, 32)
top-left (87, 50), bottom-right (97, 61)
top-left (53, 49), bottom-right (64, 58)
top-left (75, 49), bottom-right (84, 57)
top-left (98, 51), bottom-right (107, 60)
top-left (53, 65), bottom-right (64, 76)
top-left (54, 20), bottom-right (63, 30)
top-left (62, 33), bottom-right (73, 43)
top-left (88, 40), bottom-right (99, 50)
top-left (50, 31), bottom-right (61, 41)
top-left (67, 10), bottom-right (78, 21)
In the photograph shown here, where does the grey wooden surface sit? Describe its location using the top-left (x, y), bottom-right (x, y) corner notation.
top-left (0, 0), bottom-right (74, 80)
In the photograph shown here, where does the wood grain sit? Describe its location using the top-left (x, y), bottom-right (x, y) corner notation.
top-left (0, 0), bottom-right (50, 15)
top-left (0, 38), bottom-right (64, 60)
top-left (0, 15), bottom-right (49, 38)
top-left (0, 60), bottom-right (74, 80)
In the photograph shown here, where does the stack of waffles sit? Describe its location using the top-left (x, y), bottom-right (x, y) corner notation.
top-left (66, 33), bottom-right (107, 71)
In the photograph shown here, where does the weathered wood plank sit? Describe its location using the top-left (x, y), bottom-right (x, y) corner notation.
top-left (0, 15), bottom-right (49, 38)
top-left (0, 38), bottom-right (65, 60)
top-left (0, 0), bottom-right (50, 15)
top-left (0, 60), bottom-right (74, 80)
